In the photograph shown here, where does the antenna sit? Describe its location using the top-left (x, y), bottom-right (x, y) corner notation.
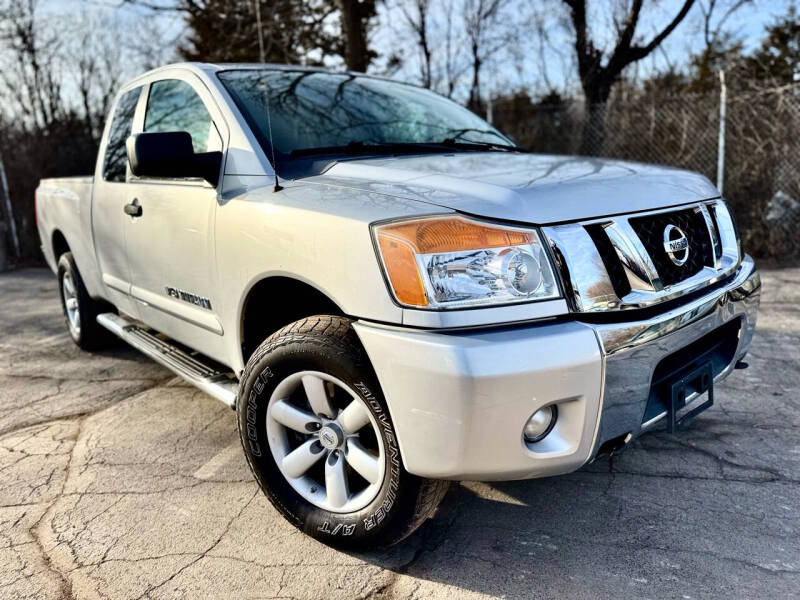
top-left (262, 78), bottom-right (283, 193)
top-left (254, 1), bottom-right (280, 192)
top-left (254, 0), bottom-right (265, 63)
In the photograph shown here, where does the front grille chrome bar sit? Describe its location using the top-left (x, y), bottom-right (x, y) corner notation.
top-left (603, 220), bottom-right (664, 293)
top-left (543, 199), bottom-right (741, 313)
top-left (697, 203), bottom-right (722, 270)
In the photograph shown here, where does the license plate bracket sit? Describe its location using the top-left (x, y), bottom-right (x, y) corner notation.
top-left (667, 361), bottom-right (714, 433)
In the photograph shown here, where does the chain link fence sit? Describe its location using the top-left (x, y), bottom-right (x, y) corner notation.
top-left (494, 83), bottom-right (800, 260)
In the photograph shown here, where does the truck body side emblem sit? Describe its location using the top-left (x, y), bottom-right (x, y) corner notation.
top-left (165, 286), bottom-right (212, 310)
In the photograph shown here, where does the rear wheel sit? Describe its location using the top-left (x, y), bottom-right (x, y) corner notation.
top-left (237, 315), bottom-right (449, 549)
top-left (57, 252), bottom-right (114, 351)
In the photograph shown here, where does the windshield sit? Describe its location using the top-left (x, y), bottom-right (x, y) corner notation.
top-left (217, 69), bottom-right (513, 160)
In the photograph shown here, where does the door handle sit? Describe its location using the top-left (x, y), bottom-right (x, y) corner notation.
top-left (124, 199), bottom-right (142, 217)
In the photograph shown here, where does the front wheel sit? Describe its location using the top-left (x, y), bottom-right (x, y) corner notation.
top-left (237, 315), bottom-right (449, 549)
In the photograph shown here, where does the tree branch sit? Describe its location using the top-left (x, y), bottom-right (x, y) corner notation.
top-left (630, 0), bottom-right (696, 61)
top-left (616, 0), bottom-right (644, 57)
top-left (117, 0), bottom-right (196, 13)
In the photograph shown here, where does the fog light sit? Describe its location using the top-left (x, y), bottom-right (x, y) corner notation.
top-left (523, 405), bottom-right (557, 443)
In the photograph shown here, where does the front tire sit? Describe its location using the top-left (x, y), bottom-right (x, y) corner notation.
top-left (237, 315), bottom-right (449, 549)
top-left (57, 252), bottom-right (114, 351)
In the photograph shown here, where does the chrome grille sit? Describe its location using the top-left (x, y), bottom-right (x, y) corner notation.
top-left (629, 208), bottom-right (714, 286)
top-left (543, 200), bottom-right (740, 313)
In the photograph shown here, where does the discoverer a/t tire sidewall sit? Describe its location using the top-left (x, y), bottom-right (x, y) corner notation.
top-left (236, 316), bottom-right (447, 549)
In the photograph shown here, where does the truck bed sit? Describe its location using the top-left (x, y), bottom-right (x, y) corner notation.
top-left (39, 175), bottom-right (94, 187)
top-left (36, 175), bottom-right (97, 292)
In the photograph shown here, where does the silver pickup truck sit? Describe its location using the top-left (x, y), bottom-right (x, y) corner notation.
top-left (36, 62), bottom-right (761, 549)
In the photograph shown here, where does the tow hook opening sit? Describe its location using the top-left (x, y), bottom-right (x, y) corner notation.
top-left (595, 432), bottom-right (632, 460)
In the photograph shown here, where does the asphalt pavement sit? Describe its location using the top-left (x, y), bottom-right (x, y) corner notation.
top-left (0, 266), bottom-right (798, 599)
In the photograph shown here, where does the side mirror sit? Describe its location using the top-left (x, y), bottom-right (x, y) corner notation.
top-left (126, 131), bottom-right (222, 187)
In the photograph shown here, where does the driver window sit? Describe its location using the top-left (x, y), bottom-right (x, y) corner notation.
top-left (144, 79), bottom-right (222, 153)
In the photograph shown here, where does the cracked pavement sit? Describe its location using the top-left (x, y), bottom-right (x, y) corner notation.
top-left (0, 266), bottom-right (798, 599)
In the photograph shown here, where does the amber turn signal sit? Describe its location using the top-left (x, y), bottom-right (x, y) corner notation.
top-left (377, 215), bottom-right (532, 254)
top-left (377, 235), bottom-right (428, 307)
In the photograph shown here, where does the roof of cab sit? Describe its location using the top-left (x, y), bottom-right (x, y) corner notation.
top-left (120, 62), bottom-right (419, 92)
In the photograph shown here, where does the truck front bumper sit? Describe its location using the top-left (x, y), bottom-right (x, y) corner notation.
top-left (353, 255), bottom-right (760, 481)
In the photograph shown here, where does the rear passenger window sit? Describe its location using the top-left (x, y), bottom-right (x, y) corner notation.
top-left (103, 88), bottom-right (141, 182)
top-left (144, 80), bottom-right (221, 154)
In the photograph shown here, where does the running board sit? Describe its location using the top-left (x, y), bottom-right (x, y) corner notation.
top-left (96, 313), bottom-right (238, 409)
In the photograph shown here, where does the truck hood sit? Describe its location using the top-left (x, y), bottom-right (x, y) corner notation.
top-left (315, 152), bottom-right (720, 224)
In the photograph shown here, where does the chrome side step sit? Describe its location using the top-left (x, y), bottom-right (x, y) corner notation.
top-left (97, 313), bottom-right (238, 408)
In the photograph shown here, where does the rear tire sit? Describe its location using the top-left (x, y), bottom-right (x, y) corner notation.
top-left (237, 315), bottom-right (449, 549)
top-left (57, 252), bottom-right (114, 351)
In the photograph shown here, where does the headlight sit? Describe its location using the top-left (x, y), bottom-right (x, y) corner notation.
top-left (373, 215), bottom-right (560, 309)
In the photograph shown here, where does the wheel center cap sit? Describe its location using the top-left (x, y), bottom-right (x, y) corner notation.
top-left (318, 424), bottom-right (343, 450)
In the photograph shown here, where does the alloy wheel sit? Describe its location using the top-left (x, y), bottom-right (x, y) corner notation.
top-left (62, 271), bottom-right (81, 337)
top-left (266, 371), bottom-right (386, 513)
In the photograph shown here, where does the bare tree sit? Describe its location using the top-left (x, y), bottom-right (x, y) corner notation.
top-left (561, 0), bottom-right (696, 152)
top-left (505, 1), bottom-right (570, 99)
top-left (399, 0), bottom-right (433, 87)
top-left (684, 0), bottom-right (752, 91)
top-left (0, 0), bottom-right (64, 131)
top-left (697, 0), bottom-right (752, 50)
top-left (463, 0), bottom-right (502, 113)
top-left (0, 0), bottom-right (135, 260)
top-left (338, 0), bottom-right (377, 72)
top-left (70, 15), bottom-right (124, 143)
top-left (440, 0), bottom-right (462, 96)
top-left (125, 18), bottom-right (181, 71)
top-left (123, 0), bottom-right (369, 69)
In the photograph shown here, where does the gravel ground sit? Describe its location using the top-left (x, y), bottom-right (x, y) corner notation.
top-left (0, 266), bottom-right (798, 600)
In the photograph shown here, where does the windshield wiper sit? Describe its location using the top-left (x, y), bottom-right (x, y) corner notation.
top-left (290, 139), bottom-right (527, 157)
top-left (439, 138), bottom-right (527, 152)
top-left (291, 140), bottom-right (448, 157)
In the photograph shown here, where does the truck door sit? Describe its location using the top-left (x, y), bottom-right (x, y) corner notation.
top-left (92, 86), bottom-right (144, 318)
top-left (123, 77), bottom-right (227, 361)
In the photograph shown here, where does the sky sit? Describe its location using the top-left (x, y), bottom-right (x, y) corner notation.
top-left (40, 0), bottom-right (798, 102)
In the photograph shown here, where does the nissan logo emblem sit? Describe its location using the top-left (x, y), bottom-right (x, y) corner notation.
top-left (663, 224), bottom-right (689, 266)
